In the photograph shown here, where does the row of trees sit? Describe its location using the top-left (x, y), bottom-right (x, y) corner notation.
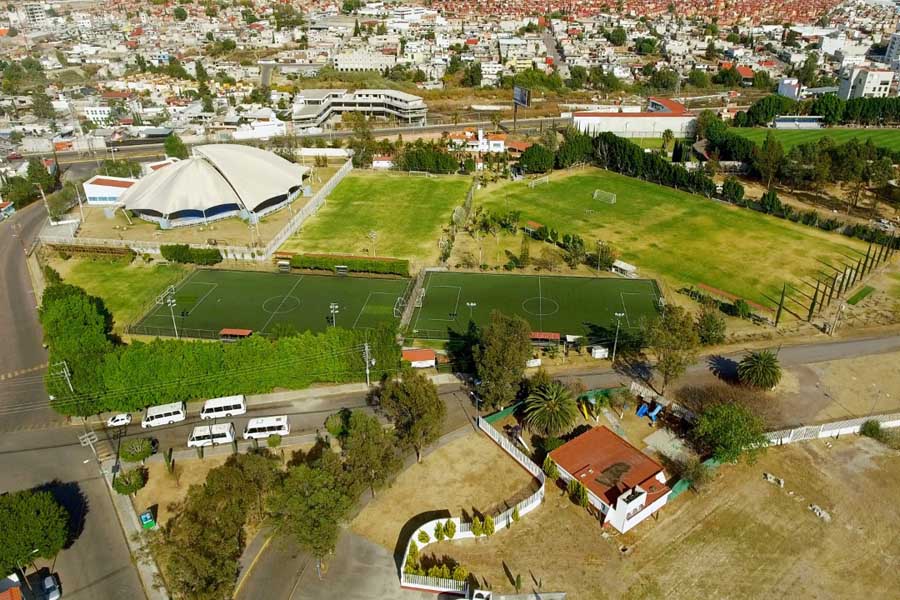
top-left (39, 280), bottom-right (401, 415)
top-left (735, 93), bottom-right (900, 127)
top-left (1, 157), bottom-right (59, 209)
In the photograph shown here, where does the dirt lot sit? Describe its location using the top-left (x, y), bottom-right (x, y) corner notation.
top-left (426, 437), bottom-right (900, 599)
top-left (132, 455), bottom-right (229, 526)
top-left (351, 432), bottom-right (539, 553)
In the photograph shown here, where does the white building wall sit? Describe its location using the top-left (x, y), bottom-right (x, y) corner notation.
top-left (574, 114), bottom-right (697, 138)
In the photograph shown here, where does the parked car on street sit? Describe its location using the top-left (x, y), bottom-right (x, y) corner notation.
top-left (106, 413), bottom-right (132, 428)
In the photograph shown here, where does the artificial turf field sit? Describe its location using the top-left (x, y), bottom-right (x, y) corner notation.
top-left (279, 171), bottom-right (470, 266)
top-left (409, 271), bottom-right (662, 341)
top-left (731, 127), bottom-right (900, 152)
top-left (470, 167), bottom-right (866, 306)
top-left (132, 269), bottom-right (409, 337)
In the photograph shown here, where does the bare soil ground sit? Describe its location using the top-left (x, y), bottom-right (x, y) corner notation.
top-left (132, 455), bottom-right (229, 526)
top-left (351, 432), bottom-right (538, 553)
top-left (428, 437), bottom-right (900, 600)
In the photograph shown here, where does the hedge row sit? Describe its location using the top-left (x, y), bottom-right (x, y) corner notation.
top-left (291, 254), bottom-right (409, 277)
top-left (160, 244), bottom-right (223, 266)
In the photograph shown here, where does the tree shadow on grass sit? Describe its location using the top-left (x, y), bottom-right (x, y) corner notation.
top-left (393, 509), bottom-right (452, 572)
top-left (707, 354), bottom-right (739, 383)
top-left (34, 480), bottom-right (89, 549)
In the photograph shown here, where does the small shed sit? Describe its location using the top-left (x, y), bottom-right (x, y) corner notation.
top-left (530, 331), bottom-right (561, 347)
top-left (402, 348), bottom-right (437, 369)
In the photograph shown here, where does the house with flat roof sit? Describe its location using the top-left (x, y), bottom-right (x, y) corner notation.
top-left (550, 426), bottom-right (670, 533)
top-left (82, 175), bottom-right (137, 205)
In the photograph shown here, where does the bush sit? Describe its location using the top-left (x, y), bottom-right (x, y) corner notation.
top-left (112, 467), bottom-right (147, 495)
top-left (290, 254), bottom-right (409, 277)
top-left (542, 455), bottom-right (559, 479)
top-left (860, 420), bottom-right (881, 439)
top-left (42, 265), bottom-right (62, 285)
top-left (444, 519), bottom-right (456, 539)
top-left (433, 521), bottom-right (445, 541)
top-left (567, 479), bottom-right (589, 507)
top-left (483, 514), bottom-right (495, 536)
top-left (120, 438), bottom-right (153, 463)
top-left (511, 506), bottom-right (520, 522)
top-left (160, 244), bottom-right (223, 265)
top-left (471, 516), bottom-right (483, 537)
top-left (417, 530), bottom-right (430, 544)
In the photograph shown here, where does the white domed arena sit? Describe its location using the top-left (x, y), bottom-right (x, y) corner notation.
top-left (121, 144), bottom-right (309, 228)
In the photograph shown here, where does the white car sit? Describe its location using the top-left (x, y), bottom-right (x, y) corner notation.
top-left (43, 574), bottom-right (61, 600)
top-left (106, 413), bottom-right (132, 428)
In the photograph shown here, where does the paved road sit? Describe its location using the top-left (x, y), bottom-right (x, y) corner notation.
top-left (0, 428), bottom-right (145, 600)
top-left (0, 203), bottom-right (52, 428)
top-left (542, 30), bottom-right (570, 80)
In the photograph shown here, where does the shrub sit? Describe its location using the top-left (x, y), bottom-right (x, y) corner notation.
top-left (120, 438), bottom-right (153, 463)
top-left (267, 434), bottom-right (282, 449)
top-left (433, 521), bottom-right (445, 541)
top-left (568, 479), bottom-right (588, 507)
top-left (404, 541), bottom-right (419, 573)
top-left (42, 265), bottom-right (62, 285)
top-left (444, 519), bottom-right (456, 539)
top-left (160, 244), bottom-right (223, 265)
top-left (511, 506), bottom-right (520, 522)
top-left (290, 254), bottom-right (409, 277)
top-left (483, 514), bottom-right (495, 536)
top-left (542, 455), bottom-right (559, 479)
top-left (451, 565), bottom-right (468, 581)
top-left (737, 349), bottom-right (782, 389)
top-left (417, 530), bottom-right (430, 544)
top-left (860, 420), bottom-right (881, 439)
top-left (471, 516), bottom-right (483, 537)
top-left (112, 467), bottom-right (147, 496)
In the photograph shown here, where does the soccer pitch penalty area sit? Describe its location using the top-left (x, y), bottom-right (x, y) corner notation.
top-left (133, 269), bottom-right (409, 337)
top-left (410, 272), bottom-right (662, 342)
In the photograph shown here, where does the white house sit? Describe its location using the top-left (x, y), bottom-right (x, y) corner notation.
top-left (401, 348), bottom-right (436, 369)
top-left (573, 97), bottom-right (696, 139)
top-left (372, 155), bottom-right (394, 170)
top-left (550, 426), bottom-right (670, 533)
top-left (82, 175), bottom-right (137, 205)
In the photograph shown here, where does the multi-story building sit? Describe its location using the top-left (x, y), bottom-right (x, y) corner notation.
top-left (838, 67), bottom-right (894, 100)
top-left (22, 3), bottom-right (47, 30)
top-left (332, 50), bottom-right (396, 73)
top-left (291, 89), bottom-right (427, 129)
top-left (885, 32), bottom-right (900, 64)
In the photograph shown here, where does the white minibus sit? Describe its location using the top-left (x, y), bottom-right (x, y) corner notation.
top-left (242, 415), bottom-right (290, 440)
top-left (187, 423), bottom-right (236, 448)
top-left (200, 395), bottom-right (247, 420)
top-left (141, 402), bottom-right (187, 429)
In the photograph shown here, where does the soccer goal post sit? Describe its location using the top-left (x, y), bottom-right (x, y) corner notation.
top-left (593, 189), bottom-right (617, 204)
top-left (414, 288), bottom-right (426, 308)
top-left (528, 175), bottom-right (550, 188)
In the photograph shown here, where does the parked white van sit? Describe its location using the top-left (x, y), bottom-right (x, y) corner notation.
top-left (200, 395), bottom-right (247, 420)
top-left (187, 423), bottom-right (236, 448)
top-left (243, 415), bottom-right (290, 440)
top-left (141, 402), bottom-right (187, 429)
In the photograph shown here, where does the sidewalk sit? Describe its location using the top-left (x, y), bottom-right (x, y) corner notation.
top-left (100, 460), bottom-right (169, 600)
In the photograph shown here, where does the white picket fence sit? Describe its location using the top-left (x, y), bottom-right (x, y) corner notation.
top-left (397, 418), bottom-right (546, 596)
top-left (766, 411), bottom-right (900, 445)
top-left (39, 158), bottom-right (354, 263)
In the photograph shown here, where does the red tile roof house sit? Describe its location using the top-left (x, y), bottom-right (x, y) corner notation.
top-left (401, 348), bottom-right (437, 369)
top-left (550, 426), bottom-right (671, 533)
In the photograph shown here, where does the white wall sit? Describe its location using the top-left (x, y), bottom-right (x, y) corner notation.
top-left (574, 114), bottom-right (696, 138)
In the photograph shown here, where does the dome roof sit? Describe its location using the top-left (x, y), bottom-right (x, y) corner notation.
top-left (121, 144), bottom-right (308, 219)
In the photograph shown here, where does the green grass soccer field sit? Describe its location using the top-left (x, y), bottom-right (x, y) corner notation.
top-left (279, 171), bottom-right (470, 268)
top-left (409, 271), bottom-right (662, 342)
top-left (133, 270), bottom-right (409, 337)
top-left (731, 127), bottom-right (900, 152)
top-left (471, 168), bottom-right (866, 306)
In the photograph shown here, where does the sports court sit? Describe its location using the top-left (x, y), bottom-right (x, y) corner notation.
top-left (410, 272), bottom-right (662, 341)
top-left (132, 269), bottom-right (409, 338)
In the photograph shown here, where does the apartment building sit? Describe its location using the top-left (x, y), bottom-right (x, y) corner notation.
top-left (838, 67), bottom-right (894, 100)
top-left (332, 50), bottom-right (397, 72)
top-left (291, 89), bottom-right (427, 129)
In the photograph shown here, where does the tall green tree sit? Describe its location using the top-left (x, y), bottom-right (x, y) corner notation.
top-left (342, 411), bottom-right (401, 495)
top-left (693, 403), bottom-right (767, 463)
top-left (164, 132), bottom-right (189, 159)
top-left (737, 349), bottom-right (782, 389)
top-left (268, 464), bottom-right (352, 561)
top-left (645, 305), bottom-right (700, 393)
top-left (378, 369), bottom-right (446, 462)
top-left (754, 132), bottom-right (784, 189)
top-left (474, 311), bottom-right (532, 409)
top-left (523, 380), bottom-right (578, 437)
top-left (519, 143), bottom-right (554, 173)
top-left (0, 490), bottom-right (69, 576)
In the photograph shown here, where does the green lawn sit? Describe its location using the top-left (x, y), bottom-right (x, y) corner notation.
top-left (472, 168), bottom-right (866, 307)
top-left (280, 171), bottom-right (471, 267)
top-left (133, 269), bottom-right (409, 338)
top-left (410, 271), bottom-right (661, 342)
top-left (55, 259), bottom-right (187, 329)
top-left (731, 127), bottom-right (900, 152)
top-left (847, 285), bottom-right (875, 305)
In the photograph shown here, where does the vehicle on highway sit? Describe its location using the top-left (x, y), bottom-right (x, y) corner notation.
top-left (141, 401), bottom-right (186, 429)
top-left (243, 415), bottom-right (290, 440)
top-left (187, 423), bottom-right (236, 448)
top-left (43, 574), bottom-right (61, 600)
top-left (200, 394), bottom-right (247, 420)
top-left (106, 413), bottom-right (132, 428)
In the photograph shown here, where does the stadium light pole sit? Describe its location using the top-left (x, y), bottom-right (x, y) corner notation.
top-left (611, 312), bottom-right (625, 364)
top-left (330, 302), bottom-right (340, 328)
top-left (167, 295), bottom-right (179, 339)
top-left (466, 301), bottom-right (477, 319)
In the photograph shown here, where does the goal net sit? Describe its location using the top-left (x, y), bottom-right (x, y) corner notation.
top-left (414, 288), bottom-right (426, 308)
top-left (528, 175), bottom-right (550, 188)
top-left (593, 189), bottom-right (617, 204)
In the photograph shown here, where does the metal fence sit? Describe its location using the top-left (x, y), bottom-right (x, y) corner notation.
top-left (766, 411), bottom-right (900, 445)
top-left (397, 418), bottom-right (546, 596)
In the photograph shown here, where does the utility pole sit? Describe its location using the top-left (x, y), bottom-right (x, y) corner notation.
top-left (34, 183), bottom-right (52, 223)
top-left (829, 303), bottom-right (847, 337)
top-left (611, 312), bottom-right (625, 363)
top-left (363, 343), bottom-right (375, 387)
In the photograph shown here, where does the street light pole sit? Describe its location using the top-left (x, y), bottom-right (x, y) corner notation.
top-left (330, 302), bottom-right (340, 328)
top-left (611, 312), bottom-right (625, 364)
top-left (466, 301), bottom-right (477, 319)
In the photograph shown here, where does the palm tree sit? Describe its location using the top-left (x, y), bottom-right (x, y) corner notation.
top-left (661, 128), bottom-right (674, 152)
top-left (523, 381), bottom-right (578, 437)
top-left (737, 349), bottom-right (782, 389)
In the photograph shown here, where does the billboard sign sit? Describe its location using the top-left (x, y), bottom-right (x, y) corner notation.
top-left (513, 86), bottom-right (531, 108)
